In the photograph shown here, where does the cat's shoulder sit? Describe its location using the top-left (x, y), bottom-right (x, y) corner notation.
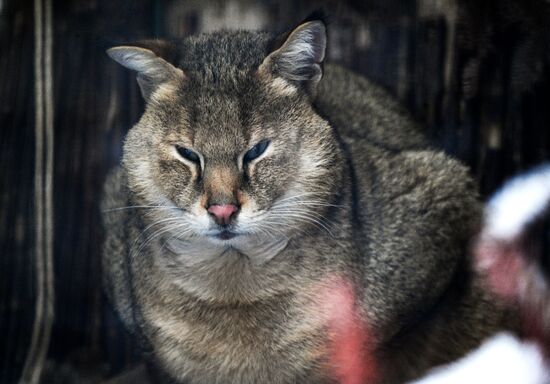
top-left (101, 166), bottom-right (137, 332)
top-left (101, 166), bottom-right (128, 211)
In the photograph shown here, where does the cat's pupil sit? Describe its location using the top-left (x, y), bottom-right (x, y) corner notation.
top-left (176, 146), bottom-right (200, 164)
top-left (244, 140), bottom-right (270, 164)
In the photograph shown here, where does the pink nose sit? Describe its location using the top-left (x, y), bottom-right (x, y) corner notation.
top-left (207, 204), bottom-right (239, 225)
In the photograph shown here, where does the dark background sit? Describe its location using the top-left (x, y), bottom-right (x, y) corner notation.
top-left (1, 0), bottom-right (550, 382)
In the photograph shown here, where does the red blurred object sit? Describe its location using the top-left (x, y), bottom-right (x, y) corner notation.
top-left (320, 277), bottom-right (378, 384)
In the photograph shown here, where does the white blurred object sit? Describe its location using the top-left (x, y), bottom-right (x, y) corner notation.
top-left (410, 333), bottom-right (549, 384)
top-left (412, 164), bottom-right (550, 384)
top-left (486, 165), bottom-right (550, 240)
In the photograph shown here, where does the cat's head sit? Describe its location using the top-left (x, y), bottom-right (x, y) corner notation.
top-left (108, 16), bottom-right (343, 253)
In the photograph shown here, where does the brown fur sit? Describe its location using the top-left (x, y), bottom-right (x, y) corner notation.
top-left (102, 19), bottom-right (513, 384)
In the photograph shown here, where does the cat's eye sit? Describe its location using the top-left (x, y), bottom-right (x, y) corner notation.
top-left (243, 140), bottom-right (270, 164)
top-left (175, 145), bottom-right (200, 164)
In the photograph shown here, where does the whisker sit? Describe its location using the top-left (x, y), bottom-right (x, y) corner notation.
top-left (130, 217), bottom-right (187, 257)
top-left (260, 213), bottom-right (332, 237)
top-left (266, 210), bottom-right (334, 237)
top-left (273, 192), bottom-right (333, 205)
top-left (103, 205), bottom-right (178, 213)
top-left (132, 222), bottom-right (194, 259)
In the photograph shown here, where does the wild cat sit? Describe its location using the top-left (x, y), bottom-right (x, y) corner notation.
top-left (102, 14), bottom-right (511, 384)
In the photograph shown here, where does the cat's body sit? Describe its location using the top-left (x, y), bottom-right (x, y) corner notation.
top-left (103, 21), bottom-right (511, 384)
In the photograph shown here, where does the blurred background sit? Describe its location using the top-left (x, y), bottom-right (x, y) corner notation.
top-left (1, 0), bottom-right (550, 382)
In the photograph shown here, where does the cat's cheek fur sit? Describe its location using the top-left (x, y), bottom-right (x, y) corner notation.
top-left (187, 202), bottom-right (211, 232)
top-left (155, 154), bottom-right (204, 208)
top-left (247, 158), bottom-right (293, 207)
top-left (233, 192), bottom-right (260, 231)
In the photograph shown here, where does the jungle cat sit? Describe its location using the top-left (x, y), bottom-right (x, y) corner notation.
top-left (102, 15), bottom-right (511, 384)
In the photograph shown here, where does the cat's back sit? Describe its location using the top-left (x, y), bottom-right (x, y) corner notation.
top-left (317, 65), bottom-right (487, 343)
top-left (316, 63), bottom-right (479, 263)
top-left (316, 64), bottom-right (429, 151)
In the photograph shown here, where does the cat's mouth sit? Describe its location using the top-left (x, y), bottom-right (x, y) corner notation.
top-left (204, 226), bottom-right (241, 241)
top-left (215, 229), bottom-right (238, 240)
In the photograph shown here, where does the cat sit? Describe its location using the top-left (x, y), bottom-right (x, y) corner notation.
top-left (102, 14), bottom-right (513, 384)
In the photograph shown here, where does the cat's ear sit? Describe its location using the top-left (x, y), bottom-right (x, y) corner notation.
top-left (107, 40), bottom-right (185, 101)
top-left (259, 15), bottom-right (327, 94)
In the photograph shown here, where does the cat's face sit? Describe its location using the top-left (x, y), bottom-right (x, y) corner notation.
top-left (112, 21), bottom-right (342, 252)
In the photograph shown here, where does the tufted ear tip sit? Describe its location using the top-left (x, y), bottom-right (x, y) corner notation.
top-left (106, 46), bottom-right (126, 65)
top-left (106, 46), bottom-right (145, 64)
top-left (106, 46), bottom-right (121, 59)
top-left (107, 46), bottom-right (161, 74)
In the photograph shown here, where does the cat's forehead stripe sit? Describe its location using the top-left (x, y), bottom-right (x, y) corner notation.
top-left (177, 30), bottom-right (272, 84)
top-left (188, 93), bottom-right (249, 154)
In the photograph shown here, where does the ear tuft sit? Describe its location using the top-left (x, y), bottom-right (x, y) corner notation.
top-left (107, 44), bottom-right (184, 101)
top-left (260, 19), bottom-right (327, 89)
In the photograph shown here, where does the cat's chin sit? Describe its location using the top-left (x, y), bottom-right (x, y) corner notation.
top-left (165, 231), bottom-right (289, 266)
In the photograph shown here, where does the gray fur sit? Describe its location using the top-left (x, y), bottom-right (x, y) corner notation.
top-left (102, 21), bottom-right (513, 384)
